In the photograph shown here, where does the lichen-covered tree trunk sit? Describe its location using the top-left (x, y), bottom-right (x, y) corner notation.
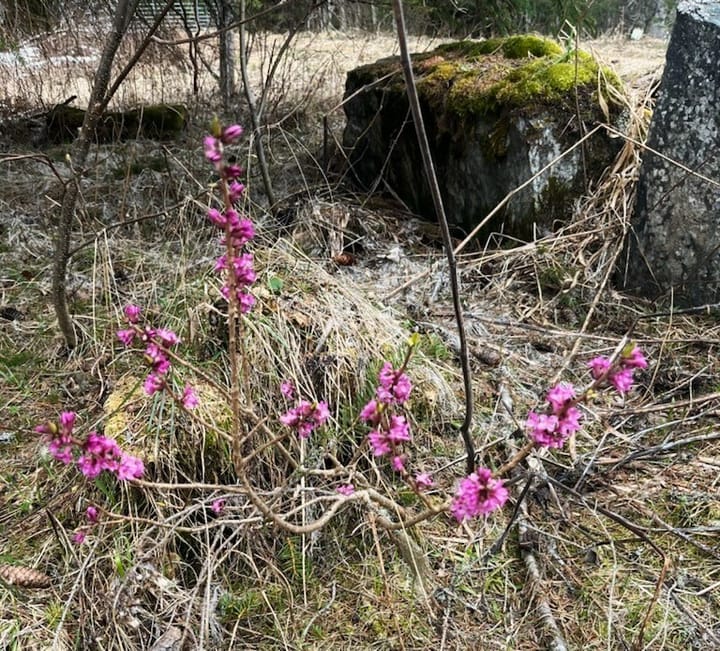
top-left (621, 0), bottom-right (720, 307)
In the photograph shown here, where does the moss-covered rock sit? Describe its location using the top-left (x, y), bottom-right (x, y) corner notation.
top-left (45, 102), bottom-right (187, 144)
top-left (343, 35), bottom-right (625, 239)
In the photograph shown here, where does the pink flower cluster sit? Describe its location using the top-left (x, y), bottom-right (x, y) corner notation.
top-left (360, 362), bottom-right (413, 466)
top-left (36, 411), bottom-right (144, 482)
top-left (588, 345), bottom-right (647, 394)
top-left (204, 124), bottom-right (244, 171)
top-left (526, 383), bottom-right (582, 449)
top-left (116, 304), bottom-right (198, 409)
top-left (77, 432), bottom-right (144, 480)
top-left (525, 346), bottom-right (648, 450)
top-left (205, 124), bottom-right (256, 314)
top-left (359, 361), bottom-right (433, 492)
top-left (450, 468), bottom-right (509, 521)
top-left (279, 381), bottom-right (329, 439)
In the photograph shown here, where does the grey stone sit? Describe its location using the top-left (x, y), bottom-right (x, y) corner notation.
top-left (621, 0), bottom-right (720, 306)
top-left (342, 36), bottom-right (623, 240)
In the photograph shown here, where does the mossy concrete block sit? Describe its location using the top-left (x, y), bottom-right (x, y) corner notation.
top-left (621, 1), bottom-right (720, 307)
top-left (343, 35), bottom-right (624, 239)
top-left (45, 103), bottom-right (188, 144)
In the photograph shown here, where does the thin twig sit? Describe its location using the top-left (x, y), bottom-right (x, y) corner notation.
top-left (391, 0), bottom-right (475, 474)
top-left (238, 0), bottom-right (276, 211)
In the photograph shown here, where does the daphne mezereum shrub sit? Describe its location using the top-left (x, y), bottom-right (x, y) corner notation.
top-left (36, 123), bottom-right (649, 545)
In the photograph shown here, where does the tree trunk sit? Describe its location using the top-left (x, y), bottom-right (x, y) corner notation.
top-left (52, 0), bottom-right (135, 350)
top-left (218, 0), bottom-right (236, 110)
top-left (51, 0), bottom-right (175, 350)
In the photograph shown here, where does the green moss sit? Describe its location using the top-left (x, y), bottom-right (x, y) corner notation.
top-left (413, 36), bottom-right (622, 119)
top-left (437, 34), bottom-right (563, 60)
top-left (502, 34), bottom-right (564, 58)
top-left (448, 52), bottom-right (611, 117)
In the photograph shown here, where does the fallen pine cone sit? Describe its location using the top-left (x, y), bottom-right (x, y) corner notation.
top-left (0, 563), bottom-right (51, 588)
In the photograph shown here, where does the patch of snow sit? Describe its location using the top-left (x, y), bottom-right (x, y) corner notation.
top-left (0, 45), bottom-right (42, 67)
top-left (48, 55), bottom-right (98, 65)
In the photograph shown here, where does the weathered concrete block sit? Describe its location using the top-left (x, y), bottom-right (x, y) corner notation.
top-left (343, 35), bottom-right (623, 239)
top-left (621, 1), bottom-right (720, 306)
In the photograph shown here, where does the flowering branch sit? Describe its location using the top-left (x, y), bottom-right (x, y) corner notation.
top-left (204, 122), bottom-right (256, 472)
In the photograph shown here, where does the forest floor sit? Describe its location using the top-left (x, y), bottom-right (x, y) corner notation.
top-left (2, 27), bottom-right (720, 651)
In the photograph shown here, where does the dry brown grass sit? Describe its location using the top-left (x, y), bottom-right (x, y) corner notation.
top-left (0, 27), bottom-right (449, 112)
top-left (2, 23), bottom-right (719, 651)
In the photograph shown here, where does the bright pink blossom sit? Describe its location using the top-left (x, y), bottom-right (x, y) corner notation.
top-left (144, 373), bottom-right (164, 396)
top-left (37, 413), bottom-right (144, 482)
top-left (220, 286), bottom-right (256, 313)
top-left (72, 531), bottom-right (86, 545)
top-left (313, 401), bottom-right (330, 425)
top-left (611, 367), bottom-right (635, 394)
top-left (527, 381), bottom-right (583, 449)
top-left (145, 343), bottom-right (170, 375)
top-left (280, 400), bottom-right (329, 439)
top-left (141, 326), bottom-right (156, 342)
top-left (77, 433), bottom-right (122, 479)
top-left (557, 406), bottom-right (582, 437)
top-left (182, 385), bottom-right (199, 409)
top-left (117, 453), bottom-right (144, 480)
top-left (59, 411), bottom-right (76, 432)
top-left (359, 399), bottom-right (381, 425)
top-left (228, 217), bottom-right (254, 247)
top-left (588, 356), bottom-right (612, 379)
top-left (123, 304), bottom-right (141, 323)
top-left (588, 346), bottom-right (647, 394)
top-left (386, 415), bottom-right (411, 444)
top-left (204, 135), bottom-right (222, 163)
top-left (117, 329), bottom-right (135, 346)
top-left (526, 411), bottom-right (566, 448)
top-left (376, 362), bottom-right (412, 404)
top-left (280, 380), bottom-right (295, 400)
top-left (86, 506), bottom-right (98, 523)
top-left (222, 124), bottom-right (243, 143)
top-left (219, 253), bottom-right (256, 285)
top-left (391, 455), bottom-right (407, 472)
top-left (208, 207), bottom-right (226, 227)
top-left (336, 484), bottom-right (355, 496)
top-left (48, 435), bottom-right (74, 464)
top-left (546, 383), bottom-right (576, 413)
top-left (367, 415), bottom-right (410, 457)
top-left (38, 411), bottom-right (77, 464)
top-left (155, 328), bottom-right (180, 347)
top-left (414, 472), bottom-right (434, 491)
top-left (211, 498), bottom-right (226, 514)
top-left (451, 468), bottom-right (508, 521)
top-left (228, 181), bottom-right (245, 203)
top-left (623, 346), bottom-right (648, 369)
top-left (368, 429), bottom-right (391, 456)
top-left (206, 124), bottom-right (256, 315)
